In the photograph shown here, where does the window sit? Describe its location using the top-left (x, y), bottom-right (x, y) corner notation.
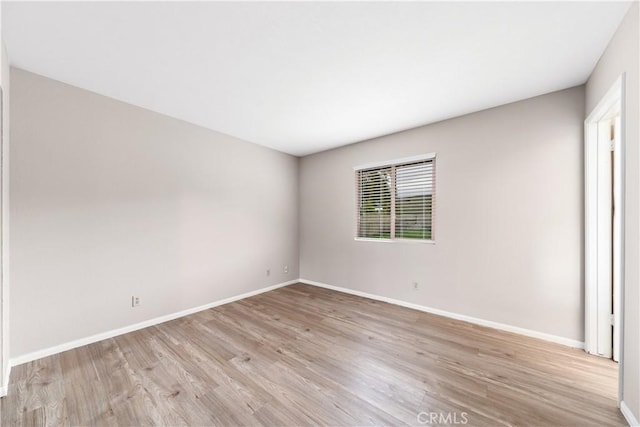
top-left (356, 154), bottom-right (435, 241)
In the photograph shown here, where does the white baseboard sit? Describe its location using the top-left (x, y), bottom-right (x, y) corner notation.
top-left (6, 277), bottom-right (586, 387)
top-left (621, 401), bottom-right (640, 426)
top-left (10, 279), bottom-right (299, 367)
top-left (299, 278), bottom-right (585, 349)
top-left (0, 363), bottom-right (10, 397)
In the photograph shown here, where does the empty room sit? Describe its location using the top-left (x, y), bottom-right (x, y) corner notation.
top-left (0, 1), bottom-right (638, 426)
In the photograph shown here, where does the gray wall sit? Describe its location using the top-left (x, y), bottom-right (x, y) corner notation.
top-left (586, 2), bottom-right (639, 420)
top-left (0, 41), bottom-right (10, 391)
top-left (10, 68), bottom-right (299, 358)
top-left (300, 86), bottom-right (585, 343)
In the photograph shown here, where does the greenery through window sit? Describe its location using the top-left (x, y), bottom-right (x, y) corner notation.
top-left (357, 157), bottom-right (435, 241)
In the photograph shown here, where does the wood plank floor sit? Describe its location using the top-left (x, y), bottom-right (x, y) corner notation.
top-left (0, 283), bottom-right (625, 426)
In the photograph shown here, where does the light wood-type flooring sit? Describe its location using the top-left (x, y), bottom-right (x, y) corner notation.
top-left (0, 283), bottom-right (625, 426)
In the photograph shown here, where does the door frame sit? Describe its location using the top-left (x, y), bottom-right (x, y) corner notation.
top-left (584, 74), bottom-right (625, 402)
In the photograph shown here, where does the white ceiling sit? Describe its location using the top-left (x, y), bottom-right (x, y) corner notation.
top-left (3, 1), bottom-right (631, 156)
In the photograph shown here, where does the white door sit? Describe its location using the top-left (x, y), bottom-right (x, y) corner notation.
top-left (612, 115), bottom-right (621, 362)
top-left (585, 76), bottom-right (623, 364)
top-left (596, 119), bottom-right (613, 358)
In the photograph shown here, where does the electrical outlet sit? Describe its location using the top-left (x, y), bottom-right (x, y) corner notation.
top-left (283, 265), bottom-right (289, 274)
top-left (266, 269), bottom-right (271, 277)
top-left (412, 281), bottom-right (419, 291)
top-left (132, 296), bottom-right (140, 307)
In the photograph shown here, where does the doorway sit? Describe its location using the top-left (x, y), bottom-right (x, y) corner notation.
top-left (585, 75), bottom-right (624, 398)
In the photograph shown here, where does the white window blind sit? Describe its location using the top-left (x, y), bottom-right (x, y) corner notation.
top-left (395, 160), bottom-right (435, 240)
top-left (356, 156), bottom-right (435, 241)
top-left (357, 166), bottom-right (392, 239)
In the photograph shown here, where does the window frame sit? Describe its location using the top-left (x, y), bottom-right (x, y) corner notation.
top-left (354, 153), bottom-right (436, 244)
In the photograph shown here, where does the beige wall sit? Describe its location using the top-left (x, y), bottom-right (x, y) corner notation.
top-left (10, 68), bottom-right (299, 359)
top-left (586, 2), bottom-right (639, 420)
top-left (300, 86), bottom-right (585, 343)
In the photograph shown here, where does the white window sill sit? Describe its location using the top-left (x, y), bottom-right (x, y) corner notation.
top-left (354, 237), bottom-right (436, 245)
